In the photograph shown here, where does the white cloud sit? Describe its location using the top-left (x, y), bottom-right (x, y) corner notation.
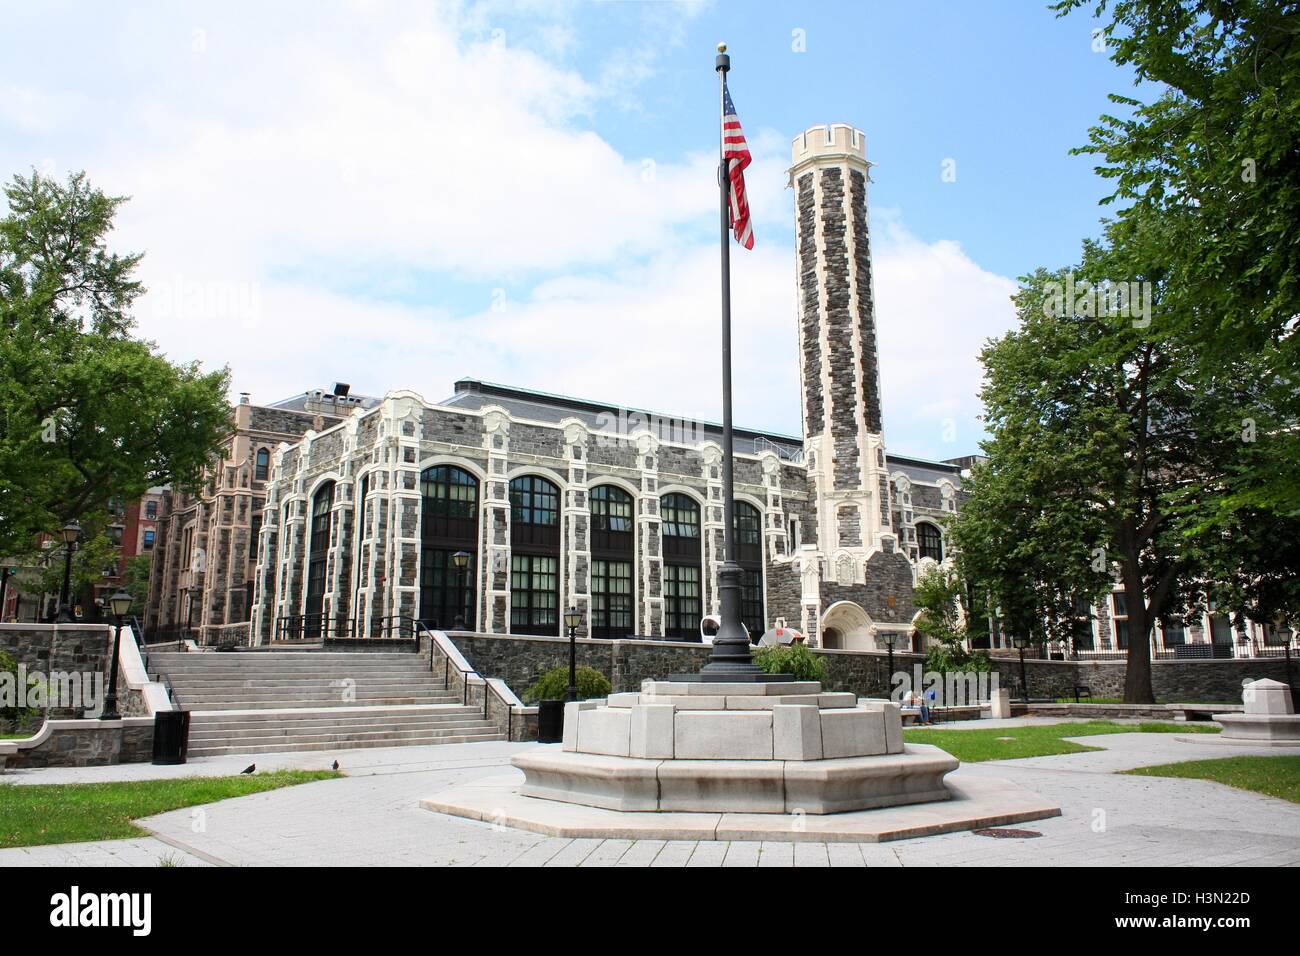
top-left (1, 0), bottom-right (1016, 462)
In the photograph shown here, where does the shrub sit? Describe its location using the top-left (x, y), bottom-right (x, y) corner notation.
top-left (923, 643), bottom-right (993, 675)
top-left (523, 665), bottom-right (613, 703)
top-left (751, 643), bottom-right (828, 682)
top-left (0, 648), bottom-right (42, 730)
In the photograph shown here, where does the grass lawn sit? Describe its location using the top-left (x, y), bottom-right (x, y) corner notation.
top-left (1124, 756), bottom-right (1300, 804)
top-left (903, 720), bottom-right (1219, 762)
top-left (1051, 696), bottom-right (1239, 706)
top-left (0, 770), bottom-right (339, 849)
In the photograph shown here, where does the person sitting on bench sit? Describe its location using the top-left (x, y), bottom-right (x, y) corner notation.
top-left (902, 688), bottom-right (932, 725)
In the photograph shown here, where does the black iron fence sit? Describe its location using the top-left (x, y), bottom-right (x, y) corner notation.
top-left (991, 638), bottom-right (1292, 662)
top-left (273, 614), bottom-right (356, 641)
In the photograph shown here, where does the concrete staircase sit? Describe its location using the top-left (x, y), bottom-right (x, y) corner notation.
top-left (148, 650), bottom-right (506, 757)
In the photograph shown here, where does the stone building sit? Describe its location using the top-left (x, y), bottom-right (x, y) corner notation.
top-left (145, 386), bottom-right (379, 643)
top-left (248, 124), bottom-right (972, 650)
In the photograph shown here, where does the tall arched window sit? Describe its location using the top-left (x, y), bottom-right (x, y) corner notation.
top-left (510, 475), bottom-right (561, 635)
top-left (304, 481), bottom-right (335, 637)
top-left (661, 493), bottom-right (702, 640)
top-left (734, 501), bottom-right (765, 637)
top-left (917, 522), bottom-right (943, 562)
top-left (254, 447), bottom-right (270, 482)
top-left (590, 485), bottom-right (634, 639)
top-left (420, 465), bottom-right (479, 629)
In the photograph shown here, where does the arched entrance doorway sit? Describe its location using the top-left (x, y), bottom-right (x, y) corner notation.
top-left (819, 600), bottom-right (874, 650)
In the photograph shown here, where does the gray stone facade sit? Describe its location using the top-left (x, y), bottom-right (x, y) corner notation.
top-left (146, 390), bottom-right (378, 644)
top-left (244, 124), bottom-right (977, 650)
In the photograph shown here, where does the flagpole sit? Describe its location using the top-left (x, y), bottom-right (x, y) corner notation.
top-left (696, 42), bottom-right (763, 680)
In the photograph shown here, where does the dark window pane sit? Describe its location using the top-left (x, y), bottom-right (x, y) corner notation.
top-left (510, 475), bottom-right (560, 526)
top-left (661, 494), bottom-right (700, 539)
top-left (664, 563), bottom-right (702, 640)
top-left (917, 522), bottom-right (943, 561)
top-left (419, 466), bottom-right (478, 629)
top-left (511, 553), bottom-right (559, 635)
top-left (592, 558), bottom-right (634, 638)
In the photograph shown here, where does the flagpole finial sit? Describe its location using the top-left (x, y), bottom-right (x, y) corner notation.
top-left (717, 42), bottom-right (727, 52)
top-left (716, 43), bottom-right (730, 73)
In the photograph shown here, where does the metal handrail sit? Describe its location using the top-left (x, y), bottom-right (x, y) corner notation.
top-left (411, 620), bottom-right (515, 737)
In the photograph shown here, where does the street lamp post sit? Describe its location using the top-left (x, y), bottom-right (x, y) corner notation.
top-left (1013, 634), bottom-right (1031, 704)
top-left (564, 606), bottom-right (583, 702)
top-left (881, 631), bottom-right (899, 697)
top-left (101, 590), bottom-right (132, 721)
top-left (451, 550), bottom-right (471, 630)
top-left (1268, 613), bottom-right (1295, 690)
top-left (56, 521), bottom-right (81, 623)
top-left (0, 565), bottom-right (13, 622)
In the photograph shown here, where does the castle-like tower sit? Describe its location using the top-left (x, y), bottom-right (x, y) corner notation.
top-left (790, 124), bottom-right (914, 647)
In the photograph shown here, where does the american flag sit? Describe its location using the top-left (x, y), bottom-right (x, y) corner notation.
top-left (722, 77), bottom-right (754, 250)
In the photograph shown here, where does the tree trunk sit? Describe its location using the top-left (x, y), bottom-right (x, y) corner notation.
top-left (1122, 598), bottom-right (1157, 703)
top-left (1120, 562), bottom-right (1156, 704)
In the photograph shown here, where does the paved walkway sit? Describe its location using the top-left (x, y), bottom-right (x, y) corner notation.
top-left (4, 730), bottom-right (1300, 867)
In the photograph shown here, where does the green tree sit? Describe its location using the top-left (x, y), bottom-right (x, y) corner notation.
top-left (0, 170), bottom-right (231, 556)
top-left (1055, 0), bottom-right (1300, 518)
top-left (120, 554), bottom-right (152, 615)
top-left (912, 562), bottom-right (993, 674)
top-left (28, 521), bottom-right (121, 618)
top-left (954, 219), bottom-right (1271, 702)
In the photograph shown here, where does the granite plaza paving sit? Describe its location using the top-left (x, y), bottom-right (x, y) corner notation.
top-left (4, 721), bottom-right (1300, 867)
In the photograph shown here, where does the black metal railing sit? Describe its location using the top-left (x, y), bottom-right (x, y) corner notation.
top-left (273, 614), bottom-right (356, 641)
top-left (410, 619), bottom-right (514, 738)
top-left (141, 623), bottom-right (198, 646)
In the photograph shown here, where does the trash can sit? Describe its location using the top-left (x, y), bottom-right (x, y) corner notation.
top-left (152, 710), bottom-right (190, 765)
top-left (537, 699), bottom-right (564, 743)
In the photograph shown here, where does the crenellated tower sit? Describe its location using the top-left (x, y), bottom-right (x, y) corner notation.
top-left (789, 124), bottom-right (897, 566)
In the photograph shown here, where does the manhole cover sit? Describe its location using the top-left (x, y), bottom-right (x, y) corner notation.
top-left (973, 827), bottom-right (1042, 839)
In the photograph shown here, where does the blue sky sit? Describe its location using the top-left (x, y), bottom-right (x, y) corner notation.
top-left (0, 0), bottom-right (1145, 459)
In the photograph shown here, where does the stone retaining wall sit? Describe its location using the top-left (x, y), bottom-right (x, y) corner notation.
top-left (447, 632), bottom-right (1294, 706)
top-left (2, 718), bottom-right (154, 770)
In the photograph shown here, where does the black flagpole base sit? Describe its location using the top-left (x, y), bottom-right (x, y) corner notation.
top-left (668, 561), bottom-right (794, 683)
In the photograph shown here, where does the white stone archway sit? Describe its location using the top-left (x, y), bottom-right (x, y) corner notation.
top-left (820, 600), bottom-right (875, 651)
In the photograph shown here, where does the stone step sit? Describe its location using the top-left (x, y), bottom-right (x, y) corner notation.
top-left (186, 731), bottom-right (505, 757)
top-left (173, 696), bottom-right (458, 711)
top-left (161, 676), bottom-right (447, 691)
top-left (183, 723), bottom-right (488, 743)
top-left (152, 671), bottom-right (436, 676)
top-left (171, 687), bottom-right (456, 699)
top-left (189, 708), bottom-right (485, 732)
top-left (149, 652), bottom-right (423, 663)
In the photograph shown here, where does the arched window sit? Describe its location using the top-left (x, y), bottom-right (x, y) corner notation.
top-left (661, 493), bottom-right (702, 640)
top-left (420, 465), bottom-right (479, 629)
top-left (590, 485), bottom-right (634, 639)
top-left (304, 481), bottom-right (335, 637)
top-left (734, 501), bottom-right (765, 637)
top-left (254, 448), bottom-right (270, 482)
top-left (917, 522), bottom-right (943, 562)
top-left (510, 475), bottom-right (561, 635)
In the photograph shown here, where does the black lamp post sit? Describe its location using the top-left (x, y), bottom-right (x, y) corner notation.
top-left (101, 590), bottom-right (132, 721)
top-left (451, 550), bottom-right (471, 630)
top-left (1013, 634), bottom-right (1030, 704)
top-left (564, 606), bottom-right (583, 702)
top-left (881, 631), bottom-right (899, 696)
top-left (0, 565), bottom-right (13, 622)
top-left (55, 520), bottom-right (81, 623)
top-left (1268, 614), bottom-right (1294, 688)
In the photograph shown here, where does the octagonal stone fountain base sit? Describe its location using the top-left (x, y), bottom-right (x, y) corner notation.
top-left (423, 678), bottom-right (1060, 842)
